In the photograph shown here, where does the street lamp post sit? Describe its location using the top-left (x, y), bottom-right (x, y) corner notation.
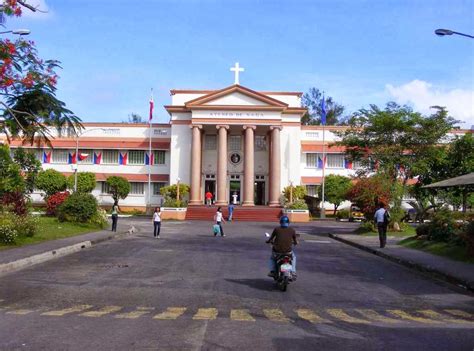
top-left (0, 29), bottom-right (30, 35)
top-left (74, 128), bottom-right (105, 192)
top-left (435, 28), bottom-right (474, 39)
top-left (176, 177), bottom-right (181, 202)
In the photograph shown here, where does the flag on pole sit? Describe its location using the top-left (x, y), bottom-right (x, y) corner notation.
top-left (321, 95), bottom-right (327, 125)
top-left (318, 155), bottom-right (325, 168)
top-left (149, 90), bottom-right (154, 122)
top-left (42, 151), bottom-right (51, 163)
top-left (93, 152), bottom-right (102, 165)
top-left (344, 158), bottom-right (353, 169)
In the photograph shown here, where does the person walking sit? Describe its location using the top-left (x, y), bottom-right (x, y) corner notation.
top-left (205, 191), bottom-right (213, 207)
top-left (111, 201), bottom-right (119, 232)
top-left (228, 203), bottom-right (234, 222)
top-left (214, 207), bottom-right (226, 237)
top-left (153, 207), bottom-right (162, 238)
top-left (374, 203), bottom-right (390, 248)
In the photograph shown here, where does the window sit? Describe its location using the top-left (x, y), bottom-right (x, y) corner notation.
top-left (306, 185), bottom-right (318, 197)
top-left (229, 135), bottom-right (241, 151)
top-left (153, 182), bottom-right (166, 195)
top-left (255, 135), bottom-right (266, 151)
top-left (130, 182), bottom-right (144, 195)
top-left (128, 150), bottom-right (145, 165)
top-left (306, 153), bottom-right (318, 168)
top-left (327, 154), bottom-right (344, 168)
top-left (353, 160), bottom-right (363, 169)
top-left (154, 150), bottom-right (166, 164)
top-left (205, 135), bottom-right (217, 150)
top-left (53, 149), bottom-right (69, 164)
top-left (34, 149), bottom-right (43, 162)
top-left (78, 149), bottom-right (93, 164)
top-left (101, 182), bottom-right (110, 194)
top-left (103, 150), bottom-right (119, 164)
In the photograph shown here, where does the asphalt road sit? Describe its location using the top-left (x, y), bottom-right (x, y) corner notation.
top-left (0, 219), bottom-right (473, 351)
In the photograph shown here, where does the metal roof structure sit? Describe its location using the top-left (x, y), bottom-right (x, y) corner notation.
top-left (423, 172), bottom-right (474, 188)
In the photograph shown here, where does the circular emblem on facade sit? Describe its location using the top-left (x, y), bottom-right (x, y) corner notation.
top-left (229, 152), bottom-right (242, 165)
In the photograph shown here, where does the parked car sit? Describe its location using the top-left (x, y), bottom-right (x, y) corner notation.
top-left (349, 205), bottom-right (364, 222)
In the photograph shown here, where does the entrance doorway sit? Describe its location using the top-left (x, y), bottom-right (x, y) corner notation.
top-left (229, 175), bottom-right (241, 205)
top-left (254, 181), bottom-right (265, 205)
top-left (204, 174), bottom-right (216, 205)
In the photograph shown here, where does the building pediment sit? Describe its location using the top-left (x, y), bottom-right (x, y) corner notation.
top-left (185, 84), bottom-right (288, 110)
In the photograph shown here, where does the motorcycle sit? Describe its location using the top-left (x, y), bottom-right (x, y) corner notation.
top-left (266, 233), bottom-right (294, 292)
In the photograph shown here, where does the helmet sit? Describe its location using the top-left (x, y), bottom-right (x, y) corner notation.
top-left (279, 215), bottom-right (290, 228)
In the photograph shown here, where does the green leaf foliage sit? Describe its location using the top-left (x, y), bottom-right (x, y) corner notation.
top-left (57, 193), bottom-right (98, 223)
top-left (301, 87), bottom-right (346, 125)
top-left (106, 176), bottom-right (131, 204)
top-left (283, 185), bottom-right (307, 202)
top-left (67, 172), bottom-right (96, 193)
top-left (0, 145), bottom-right (25, 197)
top-left (319, 175), bottom-right (352, 214)
top-left (160, 183), bottom-right (190, 207)
top-left (36, 169), bottom-right (67, 198)
top-left (12, 147), bottom-right (41, 194)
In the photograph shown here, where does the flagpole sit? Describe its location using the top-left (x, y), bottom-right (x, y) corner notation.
top-left (148, 89), bottom-right (153, 213)
top-left (320, 93), bottom-right (326, 219)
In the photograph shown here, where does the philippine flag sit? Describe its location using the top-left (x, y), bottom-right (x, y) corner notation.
top-left (93, 152), bottom-right (102, 165)
top-left (318, 156), bottom-right (324, 168)
top-left (145, 152), bottom-right (154, 165)
top-left (119, 152), bottom-right (128, 165)
top-left (68, 152), bottom-right (77, 164)
top-left (344, 158), bottom-right (353, 169)
top-left (78, 153), bottom-right (89, 161)
top-left (42, 151), bottom-right (51, 163)
top-left (149, 91), bottom-right (154, 122)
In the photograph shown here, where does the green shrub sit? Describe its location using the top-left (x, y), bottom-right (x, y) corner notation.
top-left (163, 198), bottom-right (187, 208)
top-left (286, 199), bottom-right (308, 210)
top-left (429, 208), bottom-right (456, 242)
top-left (0, 212), bottom-right (38, 241)
top-left (0, 225), bottom-right (17, 244)
top-left (357, 221), bottom-right (376, 234)
top-left (36, 169), bottom-right (67, 198)
top-left (46, 191), bottom-right (70, 216)
top-left (415, 223), bottom-right (430, 237)
top-left (336, 209), bottom-right (350, 220)
top-left (58, 193), bottom-right (98, 223)
top-left (14, 214), bottom-right (39, 238)
top-left (90, 208), bottom-right (108, 229)
top-left (67, 172), bottom-right (96, 193)
top-left (106, 176), bottom-right (131, 204)
top-left (282, 185), bottom-right (307, 203)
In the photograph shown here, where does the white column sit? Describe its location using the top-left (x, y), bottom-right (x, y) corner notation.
top-left (242, 125), bottom-right (256, 206)
top-left (269, 126), bottom-right (282, 207)
top-left (216, 125), bottom-right (229, 206)
top-left (189, 125), bottom-right (202, 205)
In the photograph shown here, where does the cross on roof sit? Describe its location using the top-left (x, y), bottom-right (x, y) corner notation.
top-left (230, 62), bottom-right (244, 85)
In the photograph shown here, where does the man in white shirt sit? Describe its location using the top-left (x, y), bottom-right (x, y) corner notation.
top-left (374, 203), bottom-right (390, 248)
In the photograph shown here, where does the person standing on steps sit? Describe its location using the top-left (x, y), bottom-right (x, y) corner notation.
top-left (205, 191), bottom-right (213, 207)
top-left (214, 207), bottom-right (226, 237)
top-left (153, 207), bottom-right (162, 238)
top-left (374, 202), bottom-right (390, 248)
top-left (228, 202), bottom-right (234, 222)
top-left (111, 201), bottom-right (119, 232)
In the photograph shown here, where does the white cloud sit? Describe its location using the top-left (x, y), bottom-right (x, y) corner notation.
top-left (386, 80), bottom-right (474, 129)
top-left (20, 0), bottom-right (53, 20)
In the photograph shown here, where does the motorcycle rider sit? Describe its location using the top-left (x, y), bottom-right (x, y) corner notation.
top-left (266, 215), bottom-right (298, 278)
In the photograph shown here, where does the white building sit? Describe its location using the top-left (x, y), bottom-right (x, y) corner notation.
top-left (2, 81), bottom-right (470, 212)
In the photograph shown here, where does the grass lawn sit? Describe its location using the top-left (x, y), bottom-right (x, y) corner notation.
top-left (399, 237), bottom-right (474, 264)
top-left (0, 216), bottom-right (103, 250)
top-left (359, 225), bottom-right (416, 238)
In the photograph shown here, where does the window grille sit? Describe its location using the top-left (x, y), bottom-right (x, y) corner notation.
top-left (327, 154), bottom-right (345, 168)
top-left (102, 150), bottom-right (119, 164)
top-left (205, 135), bottom-right (217, 150)
top-left (255, 135), bottom-right (267, 151)
top-left (306, 153), bottom-right (318, 168)
top-left (53, 150), bottom-right (69, 164)
top-left (153, 150), bottom-right (166, 164)
top-left (128, 150), bottom-right (145, 165)
top-left (153, 182), bottom-right (166, 195)
top-left (229, 135), bottom-right (241, 151)
top-left (130, 182), bottom-right (144, 195)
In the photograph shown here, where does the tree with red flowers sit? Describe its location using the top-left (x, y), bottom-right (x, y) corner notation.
top-left (347, 175), bottom-right (394, 218)
top-left (1, 0), bottom-right (82, 144)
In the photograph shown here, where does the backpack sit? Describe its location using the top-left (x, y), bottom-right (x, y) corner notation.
top-left (383, 210), bottom-right (391, 224)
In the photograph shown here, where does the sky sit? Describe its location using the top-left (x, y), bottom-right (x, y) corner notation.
top-left (4, 0), bottom-right (474, 127)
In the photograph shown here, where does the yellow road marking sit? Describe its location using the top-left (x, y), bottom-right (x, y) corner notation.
top-left (6, 309), bottom-right (35, 315)
top-left (230, 309), bottom-right (255, 322)
top-left (295, 309), bottom-right (329, 323)
top-left (80, 306), bottom-right (123, 318)
top-left (326, 309), bottom-right (371, 324)
top-left (444, 310), bottom-right (473, 320)
top-left (115, 307), bottom-right (154, 319)
top-left (355, 309), bottom-right (400, 324)
top-left (263, 309), bottom-right (290, 323)
top-left (420, 310), bottom-right (474, 324)
top-left (192, 308), bottom-right (218, 320)
top-left (387, 310), bottom-right (440, 324)
top-left (153, 307), bottom-right (187, 320)
top-left (41, 305), bottom-right (93, 316)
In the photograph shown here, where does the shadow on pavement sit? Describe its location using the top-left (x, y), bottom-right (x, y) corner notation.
top-left (225, 278), bottom-right (276, 292)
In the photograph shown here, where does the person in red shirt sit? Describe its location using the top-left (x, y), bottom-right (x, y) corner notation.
top-left (205, 191), bottom-right (213, 207)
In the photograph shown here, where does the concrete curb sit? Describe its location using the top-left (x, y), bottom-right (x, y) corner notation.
top-left (0, 229), bottom-right (136, 277)
top-left (328, 233), bottom-right (474, 293)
